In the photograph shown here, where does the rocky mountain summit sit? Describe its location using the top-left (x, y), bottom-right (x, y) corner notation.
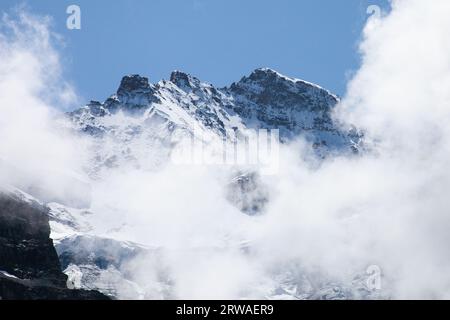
top-left (69, 68), bottom-right (362, 173)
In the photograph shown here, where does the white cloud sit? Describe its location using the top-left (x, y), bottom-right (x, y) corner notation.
top-left (0, 10), bottom-right (89, 206)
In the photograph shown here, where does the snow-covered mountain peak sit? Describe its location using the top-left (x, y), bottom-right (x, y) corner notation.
top-left (112, 74), bottom-right (158, 110)
top-left (169, 70), bottom-right (203, 92)
top-left (228, 68), bottom-right (338, 113)
top-left (117, 74), bottom-right (152, 94)
top-left (246, 67), bottom-right (338, 97)
top-left (67, 68), bottom-right (361, 173)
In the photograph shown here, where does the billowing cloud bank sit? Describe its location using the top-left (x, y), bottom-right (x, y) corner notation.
top-left (0, 10), bottom-right (89, 205)
top-left (334, 0), bottom-right (450, 298)
top-left (2, 0), bottom-right (450, 299)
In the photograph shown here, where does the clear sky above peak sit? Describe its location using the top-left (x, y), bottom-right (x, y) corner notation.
top-left (1, 0), bottom-right (389, 106)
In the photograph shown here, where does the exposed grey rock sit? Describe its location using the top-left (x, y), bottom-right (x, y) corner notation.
top-left (0, 191), bottom-right (108, 300)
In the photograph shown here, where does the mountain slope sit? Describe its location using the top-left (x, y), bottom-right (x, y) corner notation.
top-left (0, 188), bottom-right (109, 300)
top-left (68, 68), bottom-right (361, 174)
top-left (22, 68), bottom-right (370, 300)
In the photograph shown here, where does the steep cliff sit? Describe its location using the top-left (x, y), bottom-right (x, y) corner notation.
top-left (0, 191), bottom-right (109, 300)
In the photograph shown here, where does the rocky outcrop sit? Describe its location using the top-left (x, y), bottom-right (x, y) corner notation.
top-left (0, 273), bottom-right (108, 300)
top-left (56, 235), bottom-right (156, 299)
top-left (227, 172), bottom-right (270, 216)
top-left (226, 68), bottom-right (340, 139)
top-left (0, 191), bottom-right (109, 300)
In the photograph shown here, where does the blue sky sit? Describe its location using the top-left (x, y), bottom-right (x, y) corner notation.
top-left (1, 0), bottom-right (389, 104)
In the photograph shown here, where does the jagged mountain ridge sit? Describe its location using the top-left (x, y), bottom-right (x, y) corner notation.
top-left (69, 68), bottom-right (361, 172)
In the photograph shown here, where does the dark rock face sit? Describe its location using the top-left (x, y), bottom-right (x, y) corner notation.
top-left (0, 193), bottom-right (66, 285)
top-left (170, 71), bottom-right (202, 91)
top-left (117, 74), bottom-right (151, 94)
top-left (115, 75), bottom-right (159, 110)
top-left (0, 192), bottom-right (109, 300)
top-left (57, 235), bottom-right (145, 272)
top-left (0, 274), bottom-right (109, 300)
